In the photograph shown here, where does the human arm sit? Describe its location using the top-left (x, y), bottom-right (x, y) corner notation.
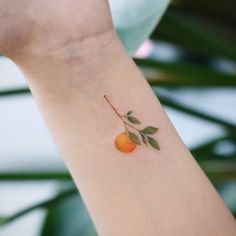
top-left (1, 1), bottom-right (236, 235)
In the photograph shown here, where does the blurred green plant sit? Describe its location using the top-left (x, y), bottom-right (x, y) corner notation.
top-left (0, 1), bottom-right (236, 235)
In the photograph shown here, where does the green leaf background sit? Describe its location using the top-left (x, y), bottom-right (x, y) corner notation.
top-left (41, 184), bottom-right (97, 236)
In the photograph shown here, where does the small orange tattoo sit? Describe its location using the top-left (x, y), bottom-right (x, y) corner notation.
top-left (104, 95), bottom-right (160, 153)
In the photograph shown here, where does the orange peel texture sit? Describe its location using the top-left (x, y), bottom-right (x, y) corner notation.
top-left (115, 132), bottom-right (137, 153)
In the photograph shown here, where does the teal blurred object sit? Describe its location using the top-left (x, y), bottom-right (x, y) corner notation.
top-left (109, 0), bottom-right (170, 54)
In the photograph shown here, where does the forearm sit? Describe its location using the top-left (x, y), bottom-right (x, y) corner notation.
top-left (15, 30), bottom-right (236, 235)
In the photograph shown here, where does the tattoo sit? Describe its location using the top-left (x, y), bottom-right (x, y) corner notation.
top-left (104, 95), bottom-right (160, 153)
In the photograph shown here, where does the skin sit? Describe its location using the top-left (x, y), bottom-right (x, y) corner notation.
top-left (0, 0), bottom-right (113, 58)
top-left (1, 1), bottom-right (236, 235)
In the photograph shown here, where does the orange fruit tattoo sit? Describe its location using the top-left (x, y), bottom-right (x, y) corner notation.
top-left (115, 132), bottom-right (137, 153)
top-left (104, 95), bottom-right (160, 153)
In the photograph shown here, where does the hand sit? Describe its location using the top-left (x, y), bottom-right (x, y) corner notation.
top-left (0, 0), bottom-right (114, 60)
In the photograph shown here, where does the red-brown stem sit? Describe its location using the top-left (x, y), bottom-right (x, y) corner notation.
top-left (104, 95), bottom-right (123, 120)
top-left (104, 95), bottom-right (140, 133)
top-left (126, 123), bottom-right (140, 132)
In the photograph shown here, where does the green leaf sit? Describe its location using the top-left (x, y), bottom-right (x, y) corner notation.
top-left (141, 133), bottom-right (148, 145)
top-left (152, 9), bottom-right (236, 61)
top-left (126, 110), bottom-right (133, 116)
top-left (127, 116), bottom-right (141, 124)
top-left (0, 217), bottom-right (6, 226)
top-left (40, 183), bottom-right (97, 236)
top-left (147, 136), bottom-right (160, 150)
top-left (135, 58), bottom-right (236, 87)
top-left (129, 132), bottom-right (141, 145)
top-left (142, 126), bottom-right (159, 134)
top-left (157, 95), bottom-right (236, 132)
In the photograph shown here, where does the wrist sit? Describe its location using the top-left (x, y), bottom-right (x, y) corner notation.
top-left (14, 28), bottom-right (120, 65)
top-left (14, 28), bottom-right (130, 96)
